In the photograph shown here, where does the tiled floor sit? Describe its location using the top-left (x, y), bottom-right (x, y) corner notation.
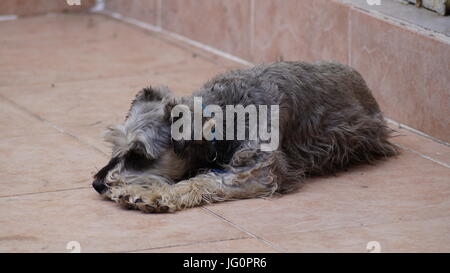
top-left (0, 13), bottom-right (449, 253)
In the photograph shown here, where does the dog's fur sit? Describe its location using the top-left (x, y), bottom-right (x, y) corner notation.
top-left (92, 61), bottom-right (398, 213)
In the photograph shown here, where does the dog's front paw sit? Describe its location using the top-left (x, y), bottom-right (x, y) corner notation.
top-left (110, 186), bottom-right (176, 213)
top-left (121, 193), bottom-right (175, 213)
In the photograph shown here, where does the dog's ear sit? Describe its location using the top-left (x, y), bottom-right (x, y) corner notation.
top-left (126, 86), bottom-right (171, 120)
top-left (103, 125), bottom-right (128, 157)
top-left (134, 86), bottom-right (171, 103)
top-left (164, 96), bottom-right (186, 121)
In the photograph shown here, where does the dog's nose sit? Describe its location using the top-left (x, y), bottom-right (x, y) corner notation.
top-left (92, 179), bottom-right (107, 194)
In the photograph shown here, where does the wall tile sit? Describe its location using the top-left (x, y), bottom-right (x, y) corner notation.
top-left (162, 0), bottom-right (252, 60)
top-left (252, 0), bottom-right (349, 63)
top-left (350, 9), bottom-right (450, 142)
top-left (105, 0), bottom-right (159, 26)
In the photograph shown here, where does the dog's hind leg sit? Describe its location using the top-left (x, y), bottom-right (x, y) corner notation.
top-left (111, 150), bottom-right (285, 213)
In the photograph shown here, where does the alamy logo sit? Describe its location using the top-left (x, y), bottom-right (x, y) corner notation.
top-left (366, 241), bottom-right (381, 253)
top-left (171, 97), bottom-right (280, 152)
top-left (66, 0), bottom-right (81, 6)
top-left (66, 241), bottom-right (81, 253)
top-left (366, 0), bottom-right (381, 5)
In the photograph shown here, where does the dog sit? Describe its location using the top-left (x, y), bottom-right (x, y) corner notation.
top-left (92, 61), bottom-right (398, 213)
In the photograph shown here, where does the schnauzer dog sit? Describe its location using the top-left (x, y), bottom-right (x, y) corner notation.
top-left (92, 61), bottom-right (398, 213)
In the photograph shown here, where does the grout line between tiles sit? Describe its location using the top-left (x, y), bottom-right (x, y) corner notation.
top-left (0, 93), bottom-right (108, 157)
top-left (89, 13), bottom-right (234, 68)
top-left (0, 65), bottom-right (215, 90)
top-left (347, 6), bottom-right (352, 65)
top-left (0, 186), bottom-right (90, 199)
top-left (250, 0), bottom-right (255, 62)
top-left (202, 207), bottom-right (285, 253)
top-left (278, 213), bottom-right (450, 244)
top-left (386, 118), bottom-right (450, 147)
top-left (95, 9), bottom-right (254, 67)
top-left (0, 15), bottom-right (18, 21)
top-left (119, 236), bottom-right (250, 253)
top-left (394, 143), bottom-right (450, 169)
top-left (127, 211), bottom-right (449, 252)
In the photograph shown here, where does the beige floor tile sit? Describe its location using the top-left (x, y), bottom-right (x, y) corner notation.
top-left (135, 238), bottom-right (277, 253)
top-left (262, 216), bottom-right (450, 253)
top-left (0, 12), bottom-right (228, 156)
top-left (0, 189), bottom-right (248, 253)
top-left (389, 124), bottom-right (450, 167)
top-left (0, 13), bottom-right (225, 87)
top-left (1, 12), bottom-right (448, 253)
top-left (1, 14), bottom-right (119, 43)
top-left (0, 66), bottom-right (224, 155)
top-left (206, 151), bottom-right (450, 238)
top-left (0, 99), bottom-right (106, 196)
top-left (0, 98), bottom-right (50, 138)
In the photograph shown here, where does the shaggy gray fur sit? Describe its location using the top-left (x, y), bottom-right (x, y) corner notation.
top-left (92, 61), bottom-right (398, 213)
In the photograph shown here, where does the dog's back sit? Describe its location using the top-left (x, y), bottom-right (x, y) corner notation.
top-left (198, 61), bottom-right (398, 185)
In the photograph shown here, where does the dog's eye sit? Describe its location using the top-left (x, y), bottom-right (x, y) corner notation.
top-left (123, 150), bottom-right (154, 171)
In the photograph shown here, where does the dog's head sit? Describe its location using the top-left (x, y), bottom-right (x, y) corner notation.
top-left (167, 96), bottom-right (231, 171)
top-left (92, 86), bottom-right (188, 194)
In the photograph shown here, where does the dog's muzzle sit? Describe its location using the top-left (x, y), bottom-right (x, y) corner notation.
top-left (92, 179), bottom-right (107, 194)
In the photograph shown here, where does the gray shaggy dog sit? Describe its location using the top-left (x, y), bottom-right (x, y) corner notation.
top-left (92, 61), bottom-right (398, 213)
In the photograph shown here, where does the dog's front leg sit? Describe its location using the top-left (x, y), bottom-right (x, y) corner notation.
top-left (110, 150), bottom-right (283, 213)
top-left (109, 173), bottom-right (224, 213)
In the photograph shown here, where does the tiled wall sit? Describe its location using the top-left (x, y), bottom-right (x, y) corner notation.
top-left (162, 0), bottom-right (252, 60)
top-left (252, 0), bottom-right (350, 64)
top-left (106, 0), bottom-right (350, 64)
top-left (350, 10), bottom-right (450, 143)
top-left (106, 0), bottom-right (159, 25)
top-left (0, 0), bottom-right (95, 16)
